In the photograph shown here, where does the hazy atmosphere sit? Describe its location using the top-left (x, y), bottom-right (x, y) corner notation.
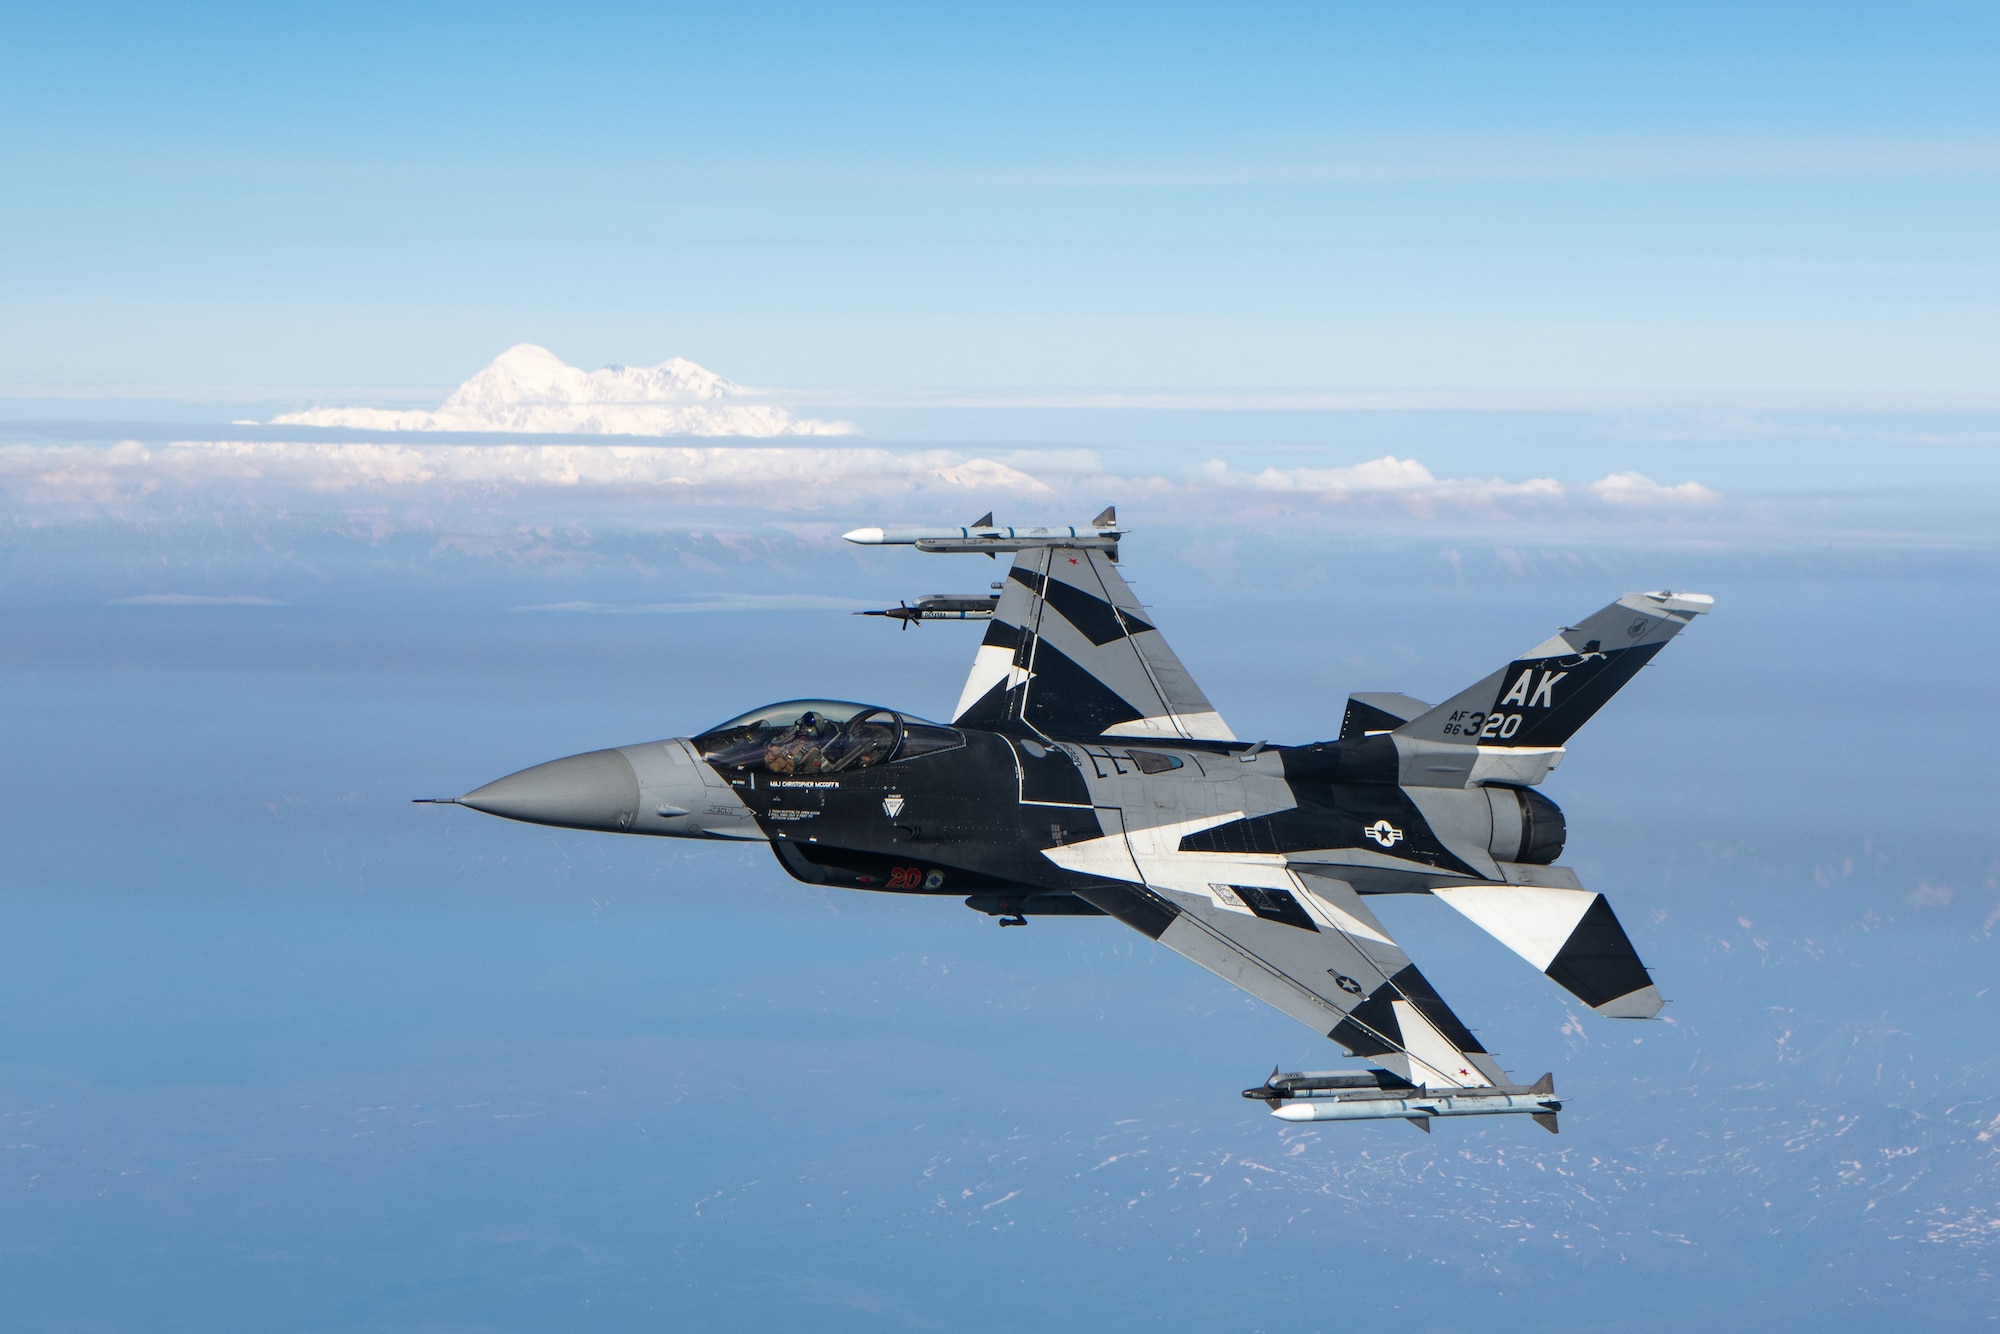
top-left (3, 4), bottom-right (1998, 1331)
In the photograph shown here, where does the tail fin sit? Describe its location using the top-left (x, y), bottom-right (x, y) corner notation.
top-left (1395, 591), bottom-right (1711, 787)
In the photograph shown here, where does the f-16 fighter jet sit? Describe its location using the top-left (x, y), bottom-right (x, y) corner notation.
top-left (425, 510), bottom-right (1710, 1133)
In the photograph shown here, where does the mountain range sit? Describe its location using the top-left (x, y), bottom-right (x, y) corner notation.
top-left (272, 344), bottom-right (854, 436)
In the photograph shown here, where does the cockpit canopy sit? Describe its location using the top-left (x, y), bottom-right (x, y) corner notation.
top-left (692, 700), bottom-right (965, 775)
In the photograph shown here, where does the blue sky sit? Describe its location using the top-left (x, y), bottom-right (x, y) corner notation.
top-left (4, 2), bottom-right (1998, 398)
top-left (4, 6), bottom-right (2000, 1330)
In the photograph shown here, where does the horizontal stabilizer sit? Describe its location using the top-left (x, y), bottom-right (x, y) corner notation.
top-left (1432, 883), bottom-right (1662, 1018)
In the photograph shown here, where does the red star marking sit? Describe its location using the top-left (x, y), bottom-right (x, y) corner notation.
top-left (1067, 556), bottom-right (1079, 565)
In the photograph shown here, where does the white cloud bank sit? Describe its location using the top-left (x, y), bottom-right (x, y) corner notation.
top-left (1195, 456), bottom-right (1567, 509)
top-left (271, 344), bottom-right (856, 437)
top-left (1589, 471), bottom-right (1720, 505)
top-left (0, 437), bottom-right (1727, 541)
top-left (3, 439), bottom-right (1050, 509)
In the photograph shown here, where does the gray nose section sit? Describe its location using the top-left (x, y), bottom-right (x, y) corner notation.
top-left (458, 748), bottom-right (641, 831)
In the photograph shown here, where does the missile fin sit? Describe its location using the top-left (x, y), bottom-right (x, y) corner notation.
top-left (973, 512), bottom-right (993, 527)
top-left (1529, 1072), bottom-right (1555, 1096)
top-left (1532, 1112), bottom-right (1560, 1134)
top-left (1408, 1116), bottom-right (1432, 1133)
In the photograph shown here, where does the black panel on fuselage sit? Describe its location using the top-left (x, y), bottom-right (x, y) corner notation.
top-left (729, 729), bottom-right (1107, 895)
top-left (710, 704), bottom-right (1484, 904)
top-left (1176, 779), bottom-right (1480, 878)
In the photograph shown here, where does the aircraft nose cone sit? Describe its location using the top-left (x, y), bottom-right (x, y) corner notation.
top-left (458, 748), bottom-right (641, 831)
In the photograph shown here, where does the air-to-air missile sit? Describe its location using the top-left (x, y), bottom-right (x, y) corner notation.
top-left (847, 507), bottom-right (1117, 622)
top-left (842, 507), bottom-right (1123, 555)
top-left (856, 590), bottom-right (1002, 627)
top-left (1242, 1069), bottom-right (1562, 1133)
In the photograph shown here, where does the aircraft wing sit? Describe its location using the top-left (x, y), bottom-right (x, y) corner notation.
top-left (953, 545), bottom-right (1235, 741)
top-left (1048, 821), bottom-right (1506, 1088)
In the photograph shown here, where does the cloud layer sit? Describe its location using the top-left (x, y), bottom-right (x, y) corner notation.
top-left (0, 439), bottom-right (1701, 519)
top-left (0, 439), bottom-right (1051, 511)
top-left (0, 435), bottom-right (1774, 561)
top-left (1590, 471), bottom-right (1721, 505)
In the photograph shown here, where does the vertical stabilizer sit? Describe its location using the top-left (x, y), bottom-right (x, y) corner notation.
top-left (1391, 591), bottom-right (1711, 788)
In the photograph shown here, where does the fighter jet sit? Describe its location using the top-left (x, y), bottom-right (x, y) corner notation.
top-left (425, 509), bottom-right (1711, 1132)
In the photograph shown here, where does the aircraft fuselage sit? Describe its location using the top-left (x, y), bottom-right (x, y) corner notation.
top-left (449, 707), bottom-right (1566, 926)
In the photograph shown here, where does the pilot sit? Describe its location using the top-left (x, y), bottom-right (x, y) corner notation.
top-left (765, 711), bottom-right (837, 774)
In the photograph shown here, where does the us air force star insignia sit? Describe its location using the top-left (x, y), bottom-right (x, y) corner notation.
top-left (1364, 820), bottom-right (1404, 848)
top-left (882, 794), bottom-right (906, 818)
top-left (1328, 971), bottom-right (1365, 996)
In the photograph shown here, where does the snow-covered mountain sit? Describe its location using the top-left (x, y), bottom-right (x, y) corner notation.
top-left (272, 344), bottom-right (855, 436)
